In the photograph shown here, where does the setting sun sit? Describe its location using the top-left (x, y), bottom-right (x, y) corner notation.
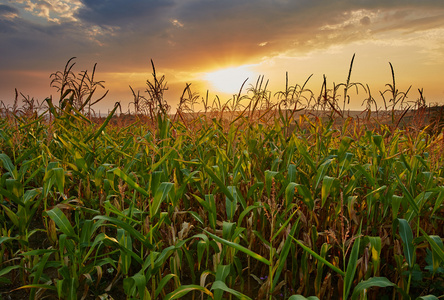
top-left (204, 65), bottom-right (258, 95)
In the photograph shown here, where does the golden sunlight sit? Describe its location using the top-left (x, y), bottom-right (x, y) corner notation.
top-left (204, 65), bottom-right (258, 95)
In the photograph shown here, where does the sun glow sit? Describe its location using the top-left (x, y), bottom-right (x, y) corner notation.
top-left (204, 65), bottom-right (257, 95)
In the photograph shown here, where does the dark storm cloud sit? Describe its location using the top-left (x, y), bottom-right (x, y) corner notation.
top-left (75, 0), bottom-right (174, 27)
top-left (0, 4), bottom-right (19, 33)
top-left (0, 4), bottom-right (19, 15)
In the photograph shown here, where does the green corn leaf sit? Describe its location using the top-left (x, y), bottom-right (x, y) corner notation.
top-left (253, 230), bottom-right (270, 248)
top-left (15, 284), bottom-right (58, 292)
top-left (203, 164), bottom-right (234, 202)
top-left (391, 195), bottom-right (403, 220)
top-left (315, 243), bottom-right (331, 295)
top-left (46, 207), bottom-right (77, 240)
top-left (344, 224), bottom-right (362, 300)
top-left (351, 277), bottom-right (397, 300)
top-left (418, 227), bottom-right (444, 269)
top-left (0, 153), bottom-right (17, 179)
top-left (405, 191), bottom-right (433, 222)
top-left (271, 210), bottom-right (298, 242)
top-left (290, 235), bottom-right (344, 276)
top-left (394, 172), bottom-right (420, 220)
top-left (30, 252), bottom-right (52, 299)
top-left (65, 277), bottom-right (77, 300)
top-left (215, 264), bottom-right (230, 281)
top-left (365, 185), bottom-right (387, 200)
top-left (0, 265), bottom-right (21, 283)
top-left (338, 152), bottom-right (354, 178)
top-left (0, 187), bottom-right (23, 207)
top-left (0, 236), bottom-right (17, 245)
top-left (372, 135), bottom-right (386, 156)
top-left (432, 186), bottom-right (444, 215)
top-left (285, 182), bottom-right (297, 207)
top-left (237, 204), bottom-right (260, 228)
top-left (314, 158), bottom-right (333, 190)
top-left (23, 189), bottom-right (41, 206)
top-left (416, 296), bottom-right (439, 300)
top-left (197, 240), bottom-right (207, 270)
top-left (21, 249), bottom-right (57, 256)
top-left (150, 171), bottom-right (162, 196)
top-left (288, 295), bottom-right (320, 300)
top-left (192, 194), bottom-right (210, 211)
top-left (187, 211), bottom-right (204, 225)
top-left (151, 140), bottom-right (181, 173)
top-left (152, 182), bottom-right (173, 218)
top-left (97, 233), bottom-right (143, 266)
top-left (321, 176), bottom-right (338, 207)
top-left (132, 273), bottom-right (147, 300)
top-left (103, 201), bottom-right (142, 225)
top-left (294, 183), bottom-right (314, 210)
top-left (84, 102), bottom-right (119, 143)
top-left (397, 218), bottom-right (414, 268)
top-left (272, 218), bottom-right (299, 289)
top-left (113, 168), bottom-right (149, 197)
top-left (214, 264), bottom-right (231, 300)
top-left (353, 164), bottom-right (376, 188)
top-left (6, 178), bottom-right (23, 199)
top-left (93, 215), bottom-right (153, 250)
top-left (222, 221), bottom-right (235, 240)
top-left (151, 245), bottom-right (179, 273)
top-left (428, 235), bottom-right (444, 273)
top-left (366, 236), bottom-right (382, 276)
top-left (226, 186), bottom-right (239, 221)
top-left (52, 167), bottom-right (65, 195)
top-left (338, 136), bottom-right (354, 159)
top-left (206, 194), bottom-right (217, 230)
top-left (211, 280), bottom-right (252, 300)
top-left (1, 204), bottom-right (19, 227)
top-left (117, 229), bottom-right (132, 276)
top-left (155, 274), bottom-right (178, 298)
top-left (288, 164), bottom-right (297, 183)
top-left (164, 285), bottom-right (213, 300)
top-left (246, 182), bottom-right (264, 200)
top-left (205, 230), bottom-right (270, 266)
top-left (295, 139), bottom-right (316, 173)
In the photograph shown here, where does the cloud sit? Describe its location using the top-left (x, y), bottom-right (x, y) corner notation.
top-left (10, 0), bottom-right (83, 23)
top-left (0, 4), bottom-right (19, 18)
top-left (143, 0), bottom-right (444, 70)
top-left (0, 5), bottom-right (20, 33)
top-left (75, 0), bottom-right (174, 27)
top-left (1, 0), bottom-right (444, 104)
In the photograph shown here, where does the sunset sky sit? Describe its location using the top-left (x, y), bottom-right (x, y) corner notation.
top-left (1, 0), bottom-right (444, 113)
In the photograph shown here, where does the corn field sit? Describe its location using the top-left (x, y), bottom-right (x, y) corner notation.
top-left (0, 57), bottom-right (444, 299)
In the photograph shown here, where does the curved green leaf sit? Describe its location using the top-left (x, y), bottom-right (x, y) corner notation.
top-left (212, 280), bottom-right (251, 300)
top-left (204, 230), bottom-right (270, 266)
top-left (93, 215), bottom-right (153, 250)
top-left (164, 284), bottom-right (213, 300)
top-left (290, 235), bottom-right (344, 276)
top-left (288, 295), bottom-right (319, 300)
top-left (46, 207), bottom-right (76, 240)
top-left (398, 218), bottom-right (414, 267)
top-left (155, 274), bottom-right (178, 298)
top-left (351, 276), bottom-right (409, 300)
